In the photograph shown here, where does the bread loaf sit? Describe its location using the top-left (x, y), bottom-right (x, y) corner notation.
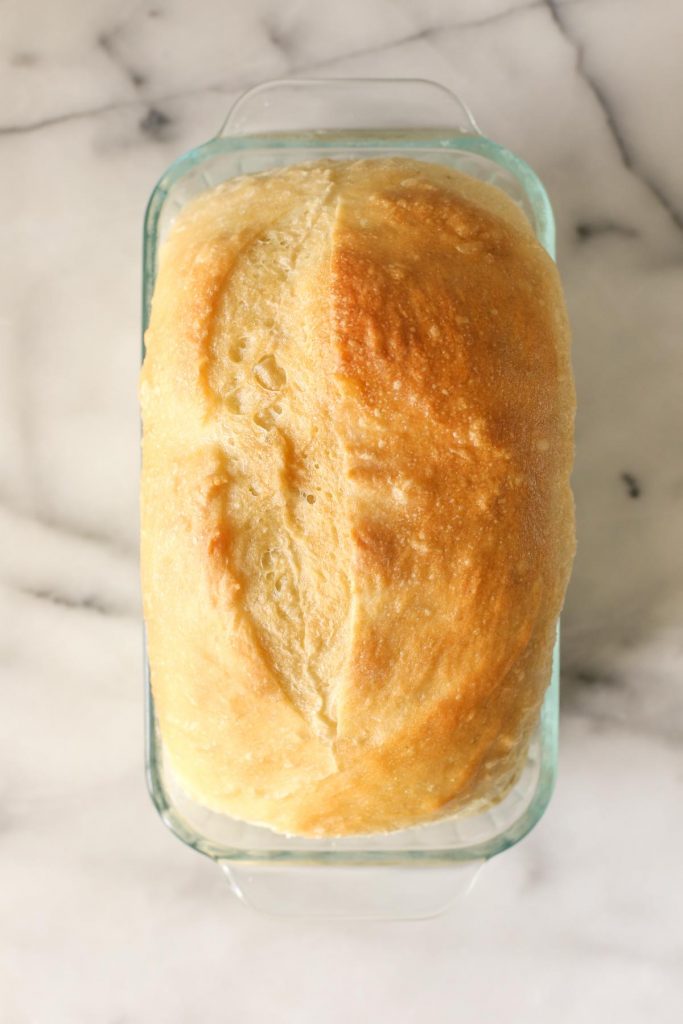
top-left (140, 157), bottom-right (575, 836)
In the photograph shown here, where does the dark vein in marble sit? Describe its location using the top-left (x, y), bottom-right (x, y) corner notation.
top-left (20, 586), bottom-right (111, 616)
top-left (562, 705), bottom-right (683, 750)
top-left (0, 93), bottom-right (181, 139)
top-left (18, 579), bottom-right (141, 620)
top-left (0, 66), bottom-right (239, 138)
top-left (98, 28), bottom-right (146, 90)
top-left (563, 665), bottom-right (621, 689)
top-left (445, 0), bottom-right (544, 32)
top-left (620, 472), bottom-right (641, 499)
top-left (545, 0), bottom-right (683, 234)
top-left (272, 0), bottom-right (543, 60)
top-left (0, 100), bottom-right (129, 136)
top-left (298, 0), bottom-right (544, 73)
top-left (139, 106), bottom-right (173, 141)
top-left (0, 494), bottom-right (137, 561)
top-left (561, 669), bottom-right (683, 749)
top-left (575, 220), bottom-right (639, 242)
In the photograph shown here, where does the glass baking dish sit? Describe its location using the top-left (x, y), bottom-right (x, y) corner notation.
top-left (142, 78), bottom-right (560, 919)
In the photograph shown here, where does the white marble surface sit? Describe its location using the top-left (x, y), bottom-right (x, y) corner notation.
top-left (2, 0), bottom-right (682, 1020)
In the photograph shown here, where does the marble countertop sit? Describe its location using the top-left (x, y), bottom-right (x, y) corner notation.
top-left (2, 0), bottom-right (682, 1020)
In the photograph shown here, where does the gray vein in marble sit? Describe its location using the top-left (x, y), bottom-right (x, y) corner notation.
top-left (419, 0), bottom-right (544, 34)
top-left (545, 0), bottom-right (683, 233)
top-left (575, 219), bottom-right (639, 242)
top-left (0, 497), bottom-right (137, 562)
top-left (566, 665), bottom-right (620, 687)
top-left (562, 705), bottom-right (683, 750)
top-left (0, 100), bottom-right (133, 137)
top-left (271, 0), bottom-right (543, 60)
top-left (139, 106), bottom-right (173, 141)
top-left (97, 26), bottom-right (146, 90)
top-left (17, 586), bottom-right (114, 617)
top-left (296, 0), bottom-right (545, 74)
top-left (620, 472), bottom-right (642, 499)
top-left (0, 92), bottom-right (187, 139)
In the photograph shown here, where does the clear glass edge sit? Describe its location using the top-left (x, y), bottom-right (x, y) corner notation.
top-left (141, 126), bottom-right (559, 869)
top-left (218, 77), bottom-right (483, 137)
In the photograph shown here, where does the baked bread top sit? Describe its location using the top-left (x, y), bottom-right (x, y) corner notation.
top-left (140, 157), bottom-right (575, 836)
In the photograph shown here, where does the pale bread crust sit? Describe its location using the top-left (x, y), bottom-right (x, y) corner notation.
top-left (140, 158), bottom-right (575, 836)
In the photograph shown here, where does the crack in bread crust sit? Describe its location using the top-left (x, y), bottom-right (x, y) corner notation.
top-left (201, 174), bottom-right (352, 736)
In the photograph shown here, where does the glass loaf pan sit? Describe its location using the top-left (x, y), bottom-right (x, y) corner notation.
top-left (143, 78), bottom-right (560, 919)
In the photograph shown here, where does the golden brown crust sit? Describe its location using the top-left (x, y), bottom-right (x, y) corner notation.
top-left (140, 157), bottom-right (575, 836)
